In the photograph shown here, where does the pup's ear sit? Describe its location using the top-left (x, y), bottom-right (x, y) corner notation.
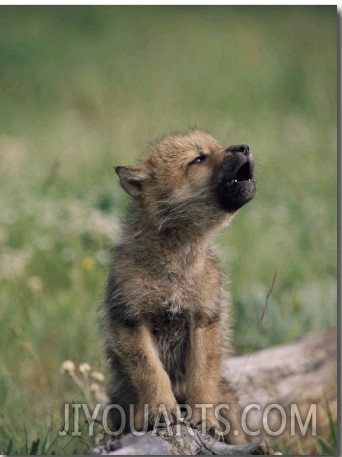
top-left (115, 165), bottom-right (147, 198)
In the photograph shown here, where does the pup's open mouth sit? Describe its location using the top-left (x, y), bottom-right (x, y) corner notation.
top-left (228, 158), bottom-right (254, 185)
top-left (215, 154), bottom-right (256, 212)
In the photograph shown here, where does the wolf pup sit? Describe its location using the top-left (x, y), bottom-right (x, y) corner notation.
top-left (100, 129), bottom-right (256, 443)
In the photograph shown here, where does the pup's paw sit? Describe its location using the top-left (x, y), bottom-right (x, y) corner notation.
top-left (189, 410), bottom-right (221, 436)
top-left (253, 440), bottom-right (280, 455)
top-left (149, 402), bottom-right (179, 428)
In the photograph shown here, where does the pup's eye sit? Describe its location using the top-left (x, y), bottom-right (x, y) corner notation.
top-left (189, 154), bottom-right (208, 166)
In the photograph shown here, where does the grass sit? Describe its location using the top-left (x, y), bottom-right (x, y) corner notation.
top-left (0, 6), bottom-right (337, 455)
top-left (314, 401), bottom-right (338, 455)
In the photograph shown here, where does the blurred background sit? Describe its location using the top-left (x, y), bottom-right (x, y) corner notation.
top-left (0, 6), bottom-right (337, 454)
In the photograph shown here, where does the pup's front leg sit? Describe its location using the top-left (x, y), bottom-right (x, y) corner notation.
top-left (185, 322), bottom-right (249, 444)
top-left (186, 322), bottom-right (223, 435)
top-left (114, 322), bottom-right (178, 429)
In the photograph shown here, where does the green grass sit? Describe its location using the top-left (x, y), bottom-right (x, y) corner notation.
top-left (0, 6), bottom-right (337, 454)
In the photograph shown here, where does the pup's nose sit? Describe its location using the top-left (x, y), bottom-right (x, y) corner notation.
top-left (225, 144), bottom-right (250, 155)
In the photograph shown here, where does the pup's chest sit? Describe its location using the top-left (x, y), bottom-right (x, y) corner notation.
top-left (150, 309), bottom-right (190, 379)
top-left (153, 268), bottom-right (220, 312)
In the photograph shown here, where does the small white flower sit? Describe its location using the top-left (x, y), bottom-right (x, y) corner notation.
top-left (90, 383), bottom-right (108, 403)
top-left (91, 371), bottom-right (105, 383)
top-left (90, 382), bottom-right (100, 393)
top-left (79, 362), bottom-right (91, 375)
top-left (60, 360), bottom-right (75, 374)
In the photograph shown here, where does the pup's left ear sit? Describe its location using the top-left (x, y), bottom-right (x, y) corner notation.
top-left (115, 165), bottom-right (148, 198)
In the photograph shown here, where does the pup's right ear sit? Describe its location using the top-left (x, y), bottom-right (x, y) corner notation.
top-left (115, 165), bottom-right (147, 198)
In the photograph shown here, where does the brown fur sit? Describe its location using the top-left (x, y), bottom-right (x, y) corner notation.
top-left (100, 129), bottom-right (256, 443)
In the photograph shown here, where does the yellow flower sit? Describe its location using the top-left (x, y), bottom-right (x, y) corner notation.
top-left (82, 256), bottom-right (95, 270)
top-left (27, 276), bottom-right (43, 293)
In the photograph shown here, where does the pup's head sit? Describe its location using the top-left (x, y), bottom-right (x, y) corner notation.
top-left (116, 130), bottom-right (256, 233)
